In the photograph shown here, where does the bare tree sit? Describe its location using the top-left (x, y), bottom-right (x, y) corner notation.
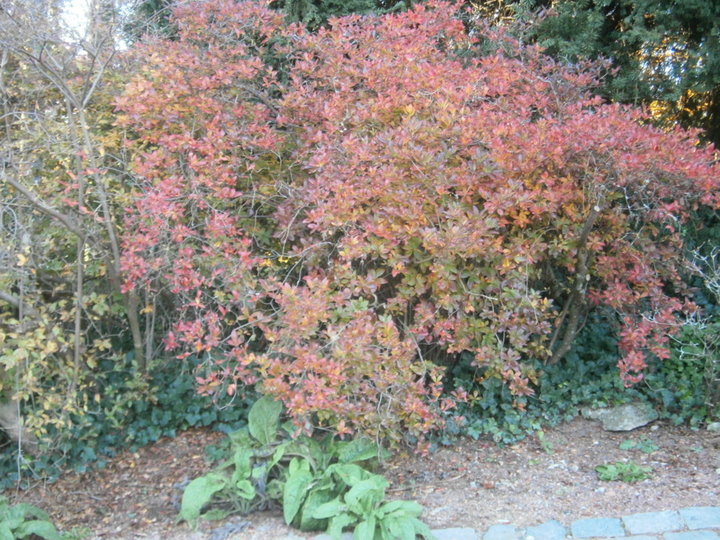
top-left (0, 0), bottom-right (148, 458)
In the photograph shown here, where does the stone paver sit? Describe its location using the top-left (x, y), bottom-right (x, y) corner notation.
top-left (525, 519), bottom-right (566, 540)
top-left (624, 511), bottom-right (683, 534)
top-left (681, 508), bottom-right (720, 530)
top-left (483, 524), bottom-right (520, 540)
top-left (433, 527), bottom-right (479, 540)
top-left (571, 517), bottom-right (626, 538)
top-left (664, 532), bottom-right (720, 540)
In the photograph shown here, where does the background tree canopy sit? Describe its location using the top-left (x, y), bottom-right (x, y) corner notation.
top-left (477, 0), bottom-right (720, 147)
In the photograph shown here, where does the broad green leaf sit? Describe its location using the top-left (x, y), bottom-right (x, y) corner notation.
top-left (248, 396), bottom-right (282, 445)
top-left (413, 517), bottom-right (437, 539)
top-left (252, 462), bottom-right (269, 483)
top-left (234, 479), bottom-right (256, 499)
top-left (379, 499), bottom-right (424, 518)
top-left (228, 427), bottom-right (253, 448)
top-left (330, 463), bottom-right (370, 487)
top-left (230, 447), bottom-right (253, 485)
top-left (327, 512), bottom-right (356, 540)
top-left (288, 457), bottom-right (310, 477)
top-left (311, 498), bottom-right (346, 519)
top-left (9, 503), bottom-right (51, 523)
top-left (353, 517), bottom-right (376, 540)
top-left (337, 438), bottom-right (379, 463)
top-left (0, 523), bottom-right (13, 540)
top-left (266, 478), bottom-right (285, 500)
top-left (299, 488), bottom-right (336, 531)
top-left (1, 511), bottom-right (22, 531)
top-left (383, 517), bottom-right (417, 540)
top-left (202, 508), bottom-right (232, 522)
top-left (178, 472), bottom-right (228, 528)
top-left (283, 468), bottom-right (314, 525)
top-left (344, 477), bottom-right (387, 512)
top-left (269, 442), bottom-right (289, 469)
top-left (15, 520), bottom-right (63, 540)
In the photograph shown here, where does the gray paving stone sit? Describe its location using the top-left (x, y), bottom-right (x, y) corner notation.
top-left (681, 507), bottom-right (720, 530)
top-left (432, 527), bottom-right (480, 540)
top-left (571, 517), bottom-right (626, 538)
top-left (626, 536), bottom-right (659, 540)
top-left (484, 524), bottom-right (521, 540)
top-left (664, 532), bottom-right (720, 540)
top-left (525, 519), bottom-right (567, 540)
top-left (623, 511), bottom-right (682, 534)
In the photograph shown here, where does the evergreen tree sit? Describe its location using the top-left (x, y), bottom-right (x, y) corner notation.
top-left (518, 0), bottom-right (720, 146)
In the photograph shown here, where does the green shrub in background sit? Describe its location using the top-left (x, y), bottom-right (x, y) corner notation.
top-left (445, 313), bottom-right (634, 445)
top-left (644, 318), bottom-right (720, 427)
top-left (0, 356), bottom-right (253, 490)
top-left (446, 310), bottom-right (719, 446)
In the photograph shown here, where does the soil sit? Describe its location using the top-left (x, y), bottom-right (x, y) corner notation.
top-left (5, 417), bottom-right (720, 539)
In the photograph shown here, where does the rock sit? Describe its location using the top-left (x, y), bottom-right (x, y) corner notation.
top-left (581, 402), bottom-right (658, 431)
top-left (706, 422), bottom-right (720, 432)
top-left (0, 399), bottom-right (37, 453)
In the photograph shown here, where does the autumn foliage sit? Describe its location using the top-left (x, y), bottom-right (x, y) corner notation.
top-left (116, 0), bottom-right (719, 443)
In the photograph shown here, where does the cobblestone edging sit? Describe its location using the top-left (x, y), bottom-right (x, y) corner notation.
top-left (308, 506), bottom-right (720, 540)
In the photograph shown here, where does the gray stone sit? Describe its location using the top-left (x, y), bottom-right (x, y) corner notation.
top-left (525, 520), bottom-right (566, 540)
top-left (311, 533), bottom-right (352, 540)
top-left (707, 422), bottom-right (720, 432)
top-left (625, 536), bottom-right (659, 540)
top-left (0, 399), bottom-right (37, 453)
top-left (681, 507), bottom-right (720, 530)
top-left (433, 527), bottom-right (480, 540)
top-left (484, 524), bottom-right (521, 540)
top-left (665, 532), bottom-right (720, 540)
top-left (581, 402), bottom-right (658, 431)
top-left (623, 510), bottom-right (682, 534)
top-left (570, 517), bottom-right (626, 538)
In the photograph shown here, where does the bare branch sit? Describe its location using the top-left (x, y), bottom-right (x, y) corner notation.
top-left (2, 173), bottom-right (87, 241)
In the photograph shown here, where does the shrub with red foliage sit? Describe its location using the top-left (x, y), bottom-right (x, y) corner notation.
top-left (116, 0), bottom-right (719, 444)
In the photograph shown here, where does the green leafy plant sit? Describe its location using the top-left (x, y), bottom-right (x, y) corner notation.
top-left (179, 397), bottom-right (433, 539)
top-left (0, 495), bottom-right (63, 540)
top-left (535, 429), bottom-right (554, 454)
top-left (311, 470), bottom-right (434, 540)
top-left (595, 461), bottom-right (652, 483)
top-left (619, 437), bottom-right (659, 454)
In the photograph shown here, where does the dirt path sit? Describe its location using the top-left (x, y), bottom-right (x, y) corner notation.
top-left (5, 418), bottom-right (719, 539)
